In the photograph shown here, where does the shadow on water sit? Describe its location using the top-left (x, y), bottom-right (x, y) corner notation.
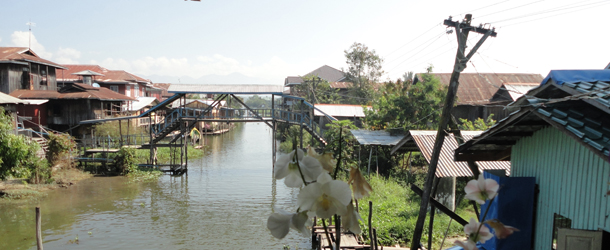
top-left (0, 123), bottom-right (310, 250)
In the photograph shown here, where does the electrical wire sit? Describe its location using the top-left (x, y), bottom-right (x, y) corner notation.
top-left (385, 33), bottom-right (447, 72)
top-left (498, 1), bottom-right (610, 27)
top-left (384, 31), bottom-right (447, 66)
top-left (457, 0), bottom-right (513, 16)
top-left (490, 0), bottom-right (607, 24)
top-left (383, 23), bottom-right (443, 58)
top-left (476, 0), bottom-right (546, 19)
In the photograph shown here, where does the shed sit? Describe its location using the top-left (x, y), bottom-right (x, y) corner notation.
top-left (454, 69), bottom-right (610, 250)
top-left (314, 104), bottom-right (370, 128)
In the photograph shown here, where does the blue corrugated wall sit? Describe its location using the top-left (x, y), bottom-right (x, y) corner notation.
top-left (512, 127), bottom-right (610, 250)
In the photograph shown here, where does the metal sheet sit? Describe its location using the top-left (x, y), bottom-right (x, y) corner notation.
top-left (350, 130), bottom-right (404, 146)
top-left (314, 104), bottom-right (368, 117)
top-left (409, 130), bottom-right (511, 178)
top-left (169, 84), bottom-right (284, 94)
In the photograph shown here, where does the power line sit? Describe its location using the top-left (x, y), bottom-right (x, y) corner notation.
top-left (497, 1), bottom-right (610, 27)
top-left (457, 0), bottom-right (513, 16)
top-left (490, 0), bottom-right (607, 23)
top-left (384, 31), bottom-right (447, 66)
top-left (476, 0), bottom-right (545, 19)
top-left (383, 23), bottom-right (442, 58)
top-left (386, 33), bottom-right (447, 72)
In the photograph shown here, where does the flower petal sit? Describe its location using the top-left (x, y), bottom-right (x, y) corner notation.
top-left (317, 172), bottom-right (333, 184)
top-left (464, 179), bottom-right (479, 195)
top-left (324, 180), bottom-right (352, 207)
top-left (267, 212), bottom-right (291, 239)
top-left (284, 170), bottom-right (304, 188)
top-left (454, 239), bottom-right (478, 250)
top-left (300, 156), bottom-right (324, 182)
top-left (290, 212), bottom-right (311, 238)
top-left (297, 183), bottom-right (322, 211)
top-left (274, 151), bottom-right (294, 179)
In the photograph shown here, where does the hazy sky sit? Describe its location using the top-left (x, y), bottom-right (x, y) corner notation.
top-left (1, 0), bottom-right (609, 84)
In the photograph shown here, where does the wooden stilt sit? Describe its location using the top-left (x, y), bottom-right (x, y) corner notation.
top-left (36, 207), bottom-right (43, 250)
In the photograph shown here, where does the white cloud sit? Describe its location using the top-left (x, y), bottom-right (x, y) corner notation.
top-left (54, 47), bottom-right (81, 64)
top-left (10, 31), bottom-right (52, 59)
top-left (94, 54), bottom-right (297, 83)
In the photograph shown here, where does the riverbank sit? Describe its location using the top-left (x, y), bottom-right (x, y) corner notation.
top-left (0, 168), bottom-right (92, 203)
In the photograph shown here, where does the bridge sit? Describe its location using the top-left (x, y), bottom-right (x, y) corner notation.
top-left (81, 84), bottom-right (338, 175)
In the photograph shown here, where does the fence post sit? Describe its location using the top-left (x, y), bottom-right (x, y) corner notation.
top-left (36, 207), bottom-right (43, 250)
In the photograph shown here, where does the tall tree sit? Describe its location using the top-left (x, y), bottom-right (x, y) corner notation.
top-left (293, 75), bottom-right (340, 104)
top-left (344, 42), bottom-right (384, 104)
top-left (363, 66), bottom-right (446, 130)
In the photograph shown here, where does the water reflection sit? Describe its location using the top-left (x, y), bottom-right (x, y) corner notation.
top-left (0, 123), bottom-right (309, 250)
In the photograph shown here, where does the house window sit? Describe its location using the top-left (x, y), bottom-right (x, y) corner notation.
top-left (83, 76), bottom-right (92, 85)
top-left (134, 85), bottom-right (139, 97)
top-left (109, 86), bottom-right (119, 92)
top-left (21, 67), bottom-right (30, 89)
top-left (126, 85), bottom-right (131, 97)
top-left (552, 213), bottom-right (572, 249)
top-left (40, 69), bottom-right (47, 86)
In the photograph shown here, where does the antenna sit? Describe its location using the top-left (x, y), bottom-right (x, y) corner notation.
top-left (26, 20), bottom-right (36, 49)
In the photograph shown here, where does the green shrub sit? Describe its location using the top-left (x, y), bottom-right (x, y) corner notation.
top-left (46, 132), bottom-right (77, 169)
top-left (114, 147), bottom-right (137, 174)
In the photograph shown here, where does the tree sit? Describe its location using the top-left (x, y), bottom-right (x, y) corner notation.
top-left (293, 75), bottom-right (341, 104)
top-left (458, 114), bottom-right (496, 131)
top-left (363, 66), bottom-right (447, 130)
top-left (244, 95), bottom-right (271, 109)
top-left (344, 42), bottom-right (384, 104)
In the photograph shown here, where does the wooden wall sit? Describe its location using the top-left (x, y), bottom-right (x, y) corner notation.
top-left (511, 126), bottom-right (610, 250)
top-left (0, 63), bottom-right (57, 94)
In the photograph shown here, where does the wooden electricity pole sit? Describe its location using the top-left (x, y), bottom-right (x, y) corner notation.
top-left (410, 14), bottom-right (496, 250)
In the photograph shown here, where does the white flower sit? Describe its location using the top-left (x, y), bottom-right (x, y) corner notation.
top-left (274, 149), bottom-right (325, 188)
top-left (454, 239), bottom-right (478, 250)
top-left (297, 172), bottom-right (352, 218)
top-left (464, 218), bottom-right (493, 244)
top-left (464, 174), bottom-right (499, 204)
top-left (341, 201), bottom-right (362, 234)
top-left (307, 146), bottom-right (336, 173)
top-left (347, 166), bottom-right (372, 199)
top-left (266, 209), bottom-right (312, 239)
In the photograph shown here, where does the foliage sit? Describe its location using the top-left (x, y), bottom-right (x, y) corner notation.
top-left (46, 132), bottom-right (77, 169)
top-left (114, 147), bottom-right (137, 174)
top-left (359, 174), bottom-right (476, 248)
top-left (0, 108), bottom-right (47, 181)
top-left (344, 42), bottom-right (384, 105)
top-left (226, 95), bottom-right (244, 109)
top-left (94, 120), bottom-right (147, 138)
top-left (324, 120), bottom-right (357, 159)
top-left (459, 114), bottom-right (497, 131)
top-left (244, 94), bottom-right (272, 109)
top-left (292, 75), bottom-right (341, 104)
top-left (364, 66), bottom-right (447, 130)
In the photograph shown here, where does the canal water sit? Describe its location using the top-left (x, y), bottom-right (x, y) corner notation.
top-left (0, 123), bottom-right (311, 250)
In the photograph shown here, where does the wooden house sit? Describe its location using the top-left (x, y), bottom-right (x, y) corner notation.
top-left (454, 70), bottom-right (610, 249)
top-left (0, 47), bottom-right (66, 94)
top-left (284, 65), bottom-right (350, 96)
top-left (10, 83), bottom-right (135, 133)
top-left (414, 73), bottom-right (543, 122)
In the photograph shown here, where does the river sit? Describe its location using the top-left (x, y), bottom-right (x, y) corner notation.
top-left (0, 123), bottom-right (311, 250)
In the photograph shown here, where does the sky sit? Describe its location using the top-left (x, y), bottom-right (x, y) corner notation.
top-left (1, 0), bottom-right (609, 85)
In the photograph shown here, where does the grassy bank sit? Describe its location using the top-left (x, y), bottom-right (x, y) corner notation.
top-left (358, 174), bottom-right (474, 249)
top-left (0, 168), bottom-right (92, 203)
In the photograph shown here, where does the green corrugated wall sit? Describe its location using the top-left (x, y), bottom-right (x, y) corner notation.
top-left (512, 126), bottom-right (610, 250)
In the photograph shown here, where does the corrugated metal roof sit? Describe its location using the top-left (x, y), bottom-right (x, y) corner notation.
top-left (0, 47), bottom-right (65, 69)
top-left (0, 92), bottom-right (28, 104)
top-left (407, 130), bottom-right (510, 178)
top-left (313, 104), bottom-right (369, 117)
top-left (10, 83), bottom-right (135, 101)
top-left (419, 73), bottom-right (543, 105)
top-left (168, 84), bottom-right (284, 94)
top-left (171, 99), bottom-right (226, 108)
top-left (130, 97), bottom-right (158, 111)
top-left (21, 99), bottom-right (48, 105)
top-left (350, 130), bottom-right (405, 146)
top-left (57, 65), bottom-right (150, 84)
top-left (329, 82), bottom-right (353, 89)
top-left (305, 65), bottom-right (346, 82)
top-left (503, 82), bottom-right (540, 101)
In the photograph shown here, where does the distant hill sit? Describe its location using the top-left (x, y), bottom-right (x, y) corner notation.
top-left (145, 72), bottom-right (275, 85)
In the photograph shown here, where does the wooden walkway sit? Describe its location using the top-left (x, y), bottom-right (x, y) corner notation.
top-left (313, 226), bottom-right (371, 250)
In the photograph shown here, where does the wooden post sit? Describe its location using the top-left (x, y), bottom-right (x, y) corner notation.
top-left (149, 113), bottom-right (153, 165)
top-left (335, 215), bottom-right (341, 250)
top-left (411, 14), bottom-right (496, 250)
top-left (367, 146), bottom-right (373, 174)
top-left (373, 228), bottom-right (378, 250)
top-left (36, 206), bottom-right (43, 250)
top-left (368, 201), bottom-right (373, 247)
top-left (299, 100), bottom-right (304, 149)
top-left (119, 119), bottom-right (123, 147)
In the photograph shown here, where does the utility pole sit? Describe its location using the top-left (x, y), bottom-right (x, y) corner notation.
top-left (410, 14), bottom-right (496, 250)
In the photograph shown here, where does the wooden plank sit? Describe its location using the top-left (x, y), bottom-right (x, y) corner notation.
top-left (410, 184), bottom-right (468, 226)
top-left (85, 148), bottom-right (120, 154)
